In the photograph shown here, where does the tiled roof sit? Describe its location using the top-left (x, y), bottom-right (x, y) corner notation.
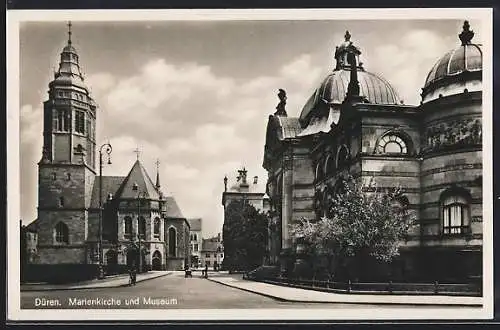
top-left (201, 239), bottom-right (222, 252)
top-left (188, 218), bottom-right (202, 231)
top-left (115, 160), bottom-right (160, 200)
top-left (276, 116), bottom-right (301, 140)
top-left (25, 220), bottom-right (38, 232)
top-left (164, 196), bottom-right (184, 219)
top-left (298, 108), bottom-right (339, 137)
top-left (89, 176), bottom-right (126, 209)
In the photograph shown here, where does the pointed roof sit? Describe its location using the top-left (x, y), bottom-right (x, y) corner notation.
top-left (155, 170), bottom-right (161, 189)
top-left (90, 176), bottom-right (126, 208)
top-left (187, 218), bottom-right (202, 231)
top-left (115, 160), bottom-right (161, 200)
top-left (25, 220), bottom-right (38, 233)
top-left (163, 196), bottom-right (184, 219)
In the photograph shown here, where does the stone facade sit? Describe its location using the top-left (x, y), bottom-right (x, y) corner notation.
top-left (24, 26), bottom-right (191, 282)
top-left (262, 24), bottom-right (483, 282)
top-left (188, 218), bottom-right (203, 267)
top-left (201, 234), bottom-right (224, 270)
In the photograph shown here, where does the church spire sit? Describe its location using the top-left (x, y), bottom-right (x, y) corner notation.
top-left (155, 159), bottom-right (161, 189)
top-left (54, 21), bottom-right (84, 81)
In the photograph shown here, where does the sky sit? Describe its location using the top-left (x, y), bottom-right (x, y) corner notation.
top-left (18, 18), bottom-right (482, 238)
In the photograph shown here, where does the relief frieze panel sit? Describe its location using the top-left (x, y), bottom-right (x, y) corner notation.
top-left (423, 118), bottom-right (481, 153)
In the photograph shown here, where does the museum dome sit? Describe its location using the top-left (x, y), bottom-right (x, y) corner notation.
top-left (315, 69), bottom-right (400, 105)
top-left (421, 21), bottom-right (482, 103)
top-left (299, 31), bottom-right (401, 125)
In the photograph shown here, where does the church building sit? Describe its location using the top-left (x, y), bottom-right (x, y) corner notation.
top-left (24, 24), bottom-right (191, 282)
top-left (263, 22), bottom-right (483, 282)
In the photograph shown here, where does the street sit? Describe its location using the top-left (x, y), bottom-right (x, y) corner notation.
top-left (20, 272), bottom-right (462, 309)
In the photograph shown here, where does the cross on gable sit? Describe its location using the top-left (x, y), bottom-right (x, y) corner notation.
top-left (155, 158), bottom-right (160, 169)
top-left (133, 147), bottom-right (141, 160)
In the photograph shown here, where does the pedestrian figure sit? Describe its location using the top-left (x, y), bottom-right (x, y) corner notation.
top-left (129, 266), bottom-right (137, 286)
top-left (204, 264), bottom-right (208, 279)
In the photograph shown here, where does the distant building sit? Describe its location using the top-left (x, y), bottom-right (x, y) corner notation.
top-left (221, 168), bottom-right (271, 269)
top-left (20, 220), bottom-right (38, 282)
top-left (188, 218), bottom-right (202, 267)
top-left (221, 168), bottom-right (270, 212)
top-left (201, 233), bottom-right (224, 270)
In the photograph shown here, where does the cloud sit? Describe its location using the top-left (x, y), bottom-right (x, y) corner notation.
top-left (20, 104), bottom-right (44, 223)
top-left (364, 28), bottom-right (459, 105)
top-left (87, 72), bottom-right (116, 93)
top-left (19, 52), bottom-right (323, 237)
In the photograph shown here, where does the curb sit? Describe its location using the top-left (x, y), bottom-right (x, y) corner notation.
top-left (207, 278), bottom-right (483, 307)
top-left (21, 272), bottom-right (171, 292)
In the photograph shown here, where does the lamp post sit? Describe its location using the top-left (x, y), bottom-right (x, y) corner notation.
top-left (98, 142), bottom-right (112, 279)
top-left (136, 190), bottom-right (148, 273)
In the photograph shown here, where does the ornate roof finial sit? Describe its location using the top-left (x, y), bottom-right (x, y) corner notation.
top-left (344, 30), bottom-right (351, 42)
top-left (155, 159), bottom-right (161, 189)
top-left (274, 88), bottom-right (288, 116)
top-left (223, 175), bottom-right (228, 192)
top-left (459, 20), bottom-right (474, 45)
top-left (67, 21), bottom-right (72, 45)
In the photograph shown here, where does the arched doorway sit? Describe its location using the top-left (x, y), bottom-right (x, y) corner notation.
top-left (106, 250), bottom-right (118, 275)
top-left (152, 250), bottom-right (162, 270)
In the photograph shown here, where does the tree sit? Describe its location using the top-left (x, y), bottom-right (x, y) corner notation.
top-left (290, 176), bottom-right (416, 281)
top-left (222, 199), bottom-right (269, 272)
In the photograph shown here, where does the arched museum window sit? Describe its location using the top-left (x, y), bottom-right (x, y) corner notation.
top-left (376, 134), bottom-right (408, 154)
top-left (442, 194), bottom-right (470, 235)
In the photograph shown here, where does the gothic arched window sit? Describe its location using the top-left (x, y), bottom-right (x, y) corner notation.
top-left (75, 110), bottom-right (85, 134)
top-left (56, 109), bottom-right (70, 132)
top-left (54, 222), bottom-right (69, 243)
top-left (153, 217), bottom-right (161, 238)
top-left (377, 134), bottom-right (408, 154)
top-left (124, 216), bottom-right (132, 239)
top-left (168, 227), bottom-right (177, 257)
top-left (138, 216), bottom-right (146, 239)
top-left (442, 194), bottom-right (470, 235)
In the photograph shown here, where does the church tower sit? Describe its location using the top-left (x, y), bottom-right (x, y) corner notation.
top-left (36, 22), bottom-right (97, 266)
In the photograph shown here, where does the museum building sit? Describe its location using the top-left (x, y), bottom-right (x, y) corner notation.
top-left (263, 22), bottom-right (483, 282)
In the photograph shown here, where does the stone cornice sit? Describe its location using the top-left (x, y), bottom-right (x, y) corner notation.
top-left (38, 161), bottom-right (97, 175)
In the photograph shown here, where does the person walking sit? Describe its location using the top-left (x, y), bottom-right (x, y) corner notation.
top-left (204, 264), bottom-right (208, 279)
top-left (129, 266), bottom-right (137, 286)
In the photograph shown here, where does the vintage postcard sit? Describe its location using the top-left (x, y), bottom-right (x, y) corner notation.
top-left (6, 8), bottom-right (494, 321)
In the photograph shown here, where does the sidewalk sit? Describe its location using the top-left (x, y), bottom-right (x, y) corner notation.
top-left (21, 271), bottom-right (170, 292)
top-left (207, 275), bottom-right (483, 307)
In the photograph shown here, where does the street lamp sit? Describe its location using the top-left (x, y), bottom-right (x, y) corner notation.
top-left (98, 142), bottom-right (112, 279)
top-left (136, 190), bottom-right (148, 273)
